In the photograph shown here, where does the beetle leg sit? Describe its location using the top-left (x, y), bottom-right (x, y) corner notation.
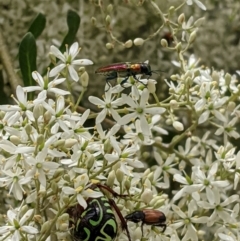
top-left (153, 223), bottom-right (167, 232)
top-left (95, 183), bottom-right (130, 198)
top-left (109, 199), bottom-right (132, 241)
top-left (141, 222), bottom-right (144, 239)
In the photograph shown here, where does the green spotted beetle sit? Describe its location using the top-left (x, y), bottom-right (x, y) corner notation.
top-left (68, 183), bottom-right (131, 241)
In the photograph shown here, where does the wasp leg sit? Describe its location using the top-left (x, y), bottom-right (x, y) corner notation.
top-left (105, 72), bottom-right (118, 91)
top-left (133, 75), bottom-right (148, 86)
top-left (120, 76), bottom-right (130, 88)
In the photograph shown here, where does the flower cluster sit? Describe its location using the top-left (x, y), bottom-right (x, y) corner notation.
top-left (1, 18), bottom-right (240, 241)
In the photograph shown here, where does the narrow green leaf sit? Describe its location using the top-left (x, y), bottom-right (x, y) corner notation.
top-left (0, 70), bottom-right (9, 104)
top-left (59, 10), bottom-right (81, 52)
top-left (19, 32), bottom-right (37, 91)
top-left (28, 13), bottom-right (46, 39)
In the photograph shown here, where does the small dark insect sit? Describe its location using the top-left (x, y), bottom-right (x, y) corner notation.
top-left (95, 62), bottom-right (153, 90)
top-left (67, 183), bottom-right (132, 241)
top-left (125, 209), bottom-right (166, 237)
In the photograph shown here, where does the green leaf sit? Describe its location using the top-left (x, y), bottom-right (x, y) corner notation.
top-left (28, 13), bottom-right (46, 39)
top-left (19, 32), bottom-right (37, 90)
top-left (0, 70), bottom-right (9, 104)
top-left (59, 10), bottom-right (81, 52)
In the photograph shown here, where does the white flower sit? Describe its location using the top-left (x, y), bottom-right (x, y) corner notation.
top-left (104, 136), bottom-right (143, 176)
top-left (215, 116), bottom-right (240, 139)
top-left (0, 168), bottom-right (32, 200)
top-left (62, 174), bottom-right (102, 209)
top-left (118, 89), bottom-right (165, 136)
top-left (197, 194), bottom-right (239, 227)
top-left (23, 71), bottom-right (70, 96)
top-left (49, 42), bottom-right (93, 81)
top-left (0, 86), bottom-right (43, 125)
top-left (192, 162), bottom-right (230, 204)
top-left (0, 209), bottom-right (38, 239)
top-left (25, 147), bottom-right (60, 188)
top-left (123, 119), bottom-right (154, 146)
top-left (153, 152), bottom-right (181, 189)
top-left (89, 87), bottom-right (124, 124)
top-left (171, 201), bottom-right (208, 241)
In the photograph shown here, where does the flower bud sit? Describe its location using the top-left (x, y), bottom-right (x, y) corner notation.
top-left (63, 174), bottom-right (70, 182)
top-left (212, 71), bottom-right (219, 82)
top-left (173, 121), bottom-right (184, 131)
top-left (170, 100), bottom-right (178, 109)
top-left (124, 40), bottom-right (133, 48)
top-left (147, 172), bottom-right (154, 182)
top-left (112, 162), bottom-right (121, 172)
top-left (57, 213), bottom-right (69, 231)
top-left (153, 199), bottom-right (165, 208)
top-left (124, 179), bottom-right (131, 191)
top-left (189, 30), bottom-right (197, 44)
top-left (37, 134), bottom-right (44, 145)
top-left (51, 181), bottom-right (58, 193)
top-left (104, 138), bottom-right (112, 153)
top-left (10, 135), bottom-right (20, 145)
top-left (41, 221), bottom-right (52, 234)
top-left (53, 139), bottom-right (65, 148)
top-left (33, 104), bottom-right (43, 120)
top-left (25, 123), bottom-right (32, 135)
top-left (228, 101), bottom-right (236, 112)
top-left (170, 74), bottom-right (178, 81)
top-left (134, 38), bottom-right (144, 46)
top-left (80, 70), bottom-right (89, 88)
top-left (107, 4), bottom-right (113, 13)
top-left (147, 79), bottom-right (156, 93)
top-left (105, 15), bottom-right (111, 25)
top-left (116, 169), bottom-right (124, 183)
top-left (178, 13), bottom-right (185, 24)
top-left (106, 43), bottom-right (114, 49)
top-left (62, 195), bottom-right (69, 204)
top-left (160, 39), bottom-right (168, 47)
top-left (166, 118), bottom-right (172, 125)
top-left (168, 6), bottom-right (175, 15)
top-left (225, 73), bottom-right (231, 86)
top-left (175, 42), bottom-right (182, 52)
top-left (107, 170), bottom-right (115, 187)
top-left (53, 168), bottom-right (64, 179)
top-left (34, 215), bottom-right (42, 224)
top-left (87, 154), bottom-right (95, 169)
top-left (44, 110), bottom-right (52, 124)
top-left (141, 188), bottom-right (153, 204)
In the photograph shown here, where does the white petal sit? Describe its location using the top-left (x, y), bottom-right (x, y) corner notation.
top-left (50, 45), bottom-right (65, 62)
top-left (68, 65), bottom-right (79, 81)
top-left (77, 194), bottom-right (87, 209)
top-left (62, 186), bottom-right (76, 195)
top-left (19, 209), bottom-right (34, 225)
top-left (198, 110), bottom-right (210, 124)
top-left (72, 59), bottom-right (93, 65)
top-left (22, 225), bottom-right (39, 234)
top-left (69, 42), bottom-right (79, 58)
top-left (96, 109), bottom-right (107, 124)
top-left (49, 64), bottom-right (66, 77)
